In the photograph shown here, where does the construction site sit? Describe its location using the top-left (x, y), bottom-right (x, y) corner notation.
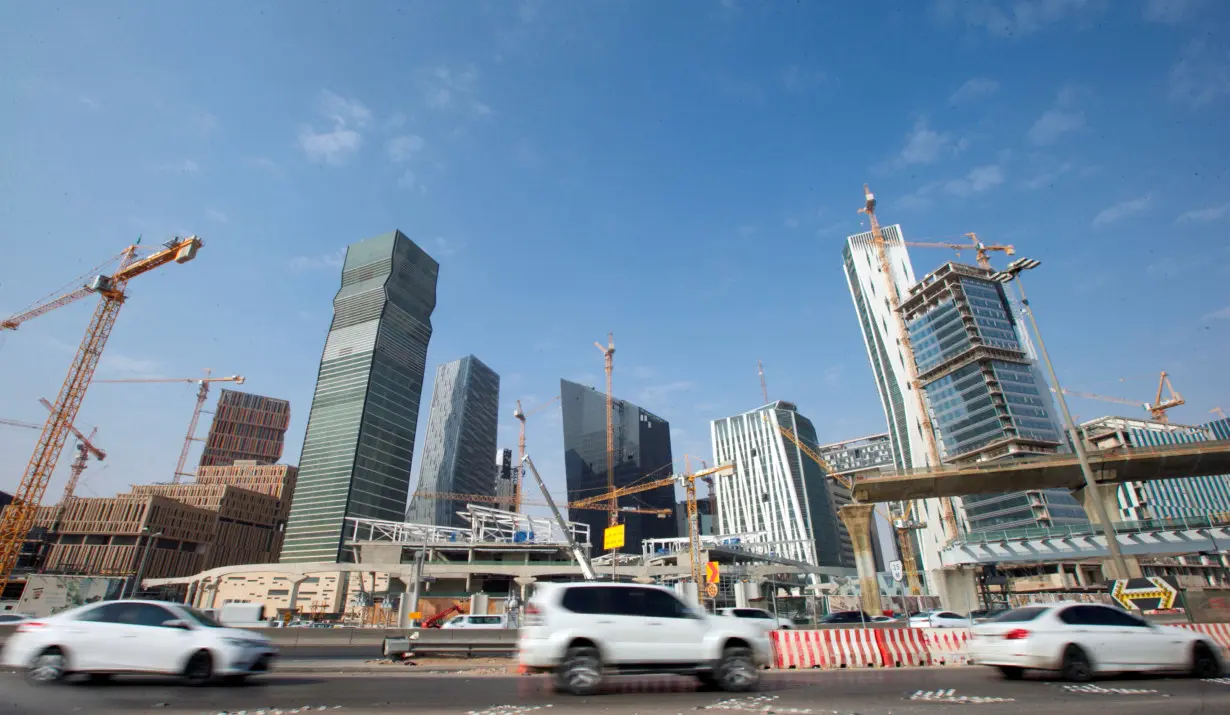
top-left (2, 186), bottom-right (1230, 626)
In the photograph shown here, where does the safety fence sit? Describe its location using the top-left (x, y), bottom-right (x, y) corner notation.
top-left (769, 624), bottom-right (1230, 670)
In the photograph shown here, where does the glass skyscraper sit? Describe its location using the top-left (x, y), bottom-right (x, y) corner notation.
top-left (900, 262), bottom-right (1084, 532)
top-left (560, 378), bottom-right (676, 554)
top-left (405, 356), bottom-right (501, 527)
top-left (281, 231), bottom-right (438, 563)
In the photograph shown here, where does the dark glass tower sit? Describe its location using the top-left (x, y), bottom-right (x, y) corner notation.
top-left (560, 379), bottom-right (675, 555)
top-left (406, 356), bottom-right (501, 527)
top-left (281, 231), bottom-right (438, 563)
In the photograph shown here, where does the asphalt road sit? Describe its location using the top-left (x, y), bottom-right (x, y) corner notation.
top-left (3, 667), bottom-right (1230, 715)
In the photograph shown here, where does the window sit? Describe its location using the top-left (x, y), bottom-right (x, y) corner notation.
top-left (561, 586), bottom-right (611, 615)
top-left (1058, 605), bottom-right (1103, 626)
top-left (990, 607), bottom-right (1048, 623)
top-left (471, 616), bottom-right (503, 625)
top-left (108, 603), bottom-right (178, 628)
top-left (1086, 605), bottom-right (1149, 628)
top-left (75, 603), bottom-right (127, 623)
top-left (640, 589), bottom-right (691, 619)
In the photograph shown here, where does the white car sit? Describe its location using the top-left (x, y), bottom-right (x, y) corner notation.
top-left (0, 613), bottom-right (33, 625)
top-left (0, 599), bottom-right (278, 685)
top-left (968, 602), bottom-right (1223, 681)
top-left (519, 582), bottom-right (772, 695)
top-left (716, 607), bottom-right (794, 630)
top-left (908, 610), bottom-right (972, 628)
top-left (441, 614), bottom-right (509, 629)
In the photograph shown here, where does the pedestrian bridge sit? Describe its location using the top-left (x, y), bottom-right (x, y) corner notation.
top-left (851, 440), bottom-right (1230, 503)
top-left (939, 515), bottom-right (1230, 566)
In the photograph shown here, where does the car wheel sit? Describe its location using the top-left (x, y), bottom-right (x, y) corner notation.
top-left (716, 645), bottom-right (759, 693)
top-left (555, 645), bottom-right (602, 696)
top-left (183, 650), bottom-right (214, 686)
top-left (695, 671), bottom-right (720, 690)
top-left (26, 647), bottom-right (69, 685)
top-left (1191, 642), bottom-right (1221, 679)
top-left (1060, 645), bottom-right (1093, 683)
top-left (998, 666), bottom-right (1025, 680)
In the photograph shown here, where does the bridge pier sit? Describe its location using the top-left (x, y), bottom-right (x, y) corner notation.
top-left (839, 504), bottom-right (882, 615)
top-left (930, 566), bottom-right (978, 613)
top-left (1071, 481), bottom-right (1143, 580)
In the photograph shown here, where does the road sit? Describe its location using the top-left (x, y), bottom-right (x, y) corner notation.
top-left (3, 667), bottom-right (1230, 715)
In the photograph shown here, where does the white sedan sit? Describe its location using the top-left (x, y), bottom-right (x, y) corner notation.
top-left (1, 599), bottom-right (278, 685)
top-left (908, 610), bottom-right (972, 628)
top-left (968, 602), bottom-right (1223, 681)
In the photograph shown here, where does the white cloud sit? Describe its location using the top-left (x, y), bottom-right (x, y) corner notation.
top-left (1028, 108), bottom-right (1085, 145)
top-left (290, 249), bottom-right (346, 270)
top-left (781, 65), bottom-right (830, 92)
top-left (944, 164), bottom-right (1006, 196)
top-left (822, 365), bottom-right (844, 386)
top-left (931, 0), bottom-right (1104, 37)
top-left (1175, 202), bottom-right (1230, 224)
top-left (636, 381), bottom-right (695, 404)
top-left (205, 209), bottom-right (227, 223)
top-left (79, 95), bottom-right (99, 110)
top-left (1144, 0), bottom-right (1205, 23)
top-left (429, 236), bottom-right (461, 258)
top-left (784, 218), bottom-right (799, 229)
top-left (97, 354), bottom-right (162, 379)
top-left (1203, 305), bottom-right (1230, 321)
top-left (397, 170), bottom-right (418, 191)
top-left (158, 159), bottom-right (199, 173)
top-left (1023, 161), bottom-right (1073, 190)
top-left (421, 65), bottom-right (491, 116)
top-left (950, 77), bottom-right (1000, 103)
top-left (298, 90), bottom-right (370, 165)
top-left (387, 134), bottom-right (425, 162)
top-left (737, 225), bottom-right (759, 238)
top-left (1169, 40), bottom-right (1230, 108)
top-left (1092, 194), bottom-right (1152, 227)
top-left (898, 119), bottom-right (955, 165)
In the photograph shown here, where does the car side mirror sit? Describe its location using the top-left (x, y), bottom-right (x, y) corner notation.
top-left (162, 619), bottom-right (191, 630)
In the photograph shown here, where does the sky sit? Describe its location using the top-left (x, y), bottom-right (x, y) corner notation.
top-left (1, 0), bottom-right (1228, 514)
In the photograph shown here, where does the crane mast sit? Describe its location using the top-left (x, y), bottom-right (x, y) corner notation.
top-left (594, 334), bottom-right (616, 527)
top-left (0, 236), bottom-right (202, 594)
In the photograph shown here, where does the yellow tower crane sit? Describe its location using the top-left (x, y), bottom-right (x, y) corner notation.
top-left (93, 370), bottom-right (245, 482)
top-left (1059, 370), bottom-right (1185, 424)
top-left (594, 334), bottom-right (617, 527)
top-left (512, 395), bottom-right (561, 512)
top-left (0, 235), bottom-right (203, 594)
top-left (904, 232), bottom-right (1015, 270)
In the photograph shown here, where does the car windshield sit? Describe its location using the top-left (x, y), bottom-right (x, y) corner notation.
top-left (990, 606), bottom-right (1049, 623)
top-left (180, 606), bottom-right (225, 628)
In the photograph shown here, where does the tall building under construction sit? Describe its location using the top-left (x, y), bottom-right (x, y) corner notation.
top-left (198, 389), bottom-right (291, 467)
top-left (281, 231), bottom-right (438, 563)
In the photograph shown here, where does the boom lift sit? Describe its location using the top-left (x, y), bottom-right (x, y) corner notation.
top-left (512, 395), bottom-right (560, 512)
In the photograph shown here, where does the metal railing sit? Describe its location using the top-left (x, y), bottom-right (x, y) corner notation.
top-left (954, 515), bottom-right (1230, 546)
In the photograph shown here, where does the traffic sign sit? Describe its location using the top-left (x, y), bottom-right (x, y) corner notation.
top-left (1110, 577), bottom-right (1179, 611)
top-left (604, 524), bottom-right (626, 551)
top-left (705, 561), bottom-right (720, 584)
top-left (889, 560), bottom-right (904, 583)
top-left (705, 583), bottom-right (719, 598)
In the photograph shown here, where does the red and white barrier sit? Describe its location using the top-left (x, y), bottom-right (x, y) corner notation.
top-left (876, 628), bottom-right (932, 667)
top-left (1169, 623), bottom-right (1230, 650)
top-left (771, 629), bottom-right (882, 669)
top-left (915, 628), bottom-right (973, 666)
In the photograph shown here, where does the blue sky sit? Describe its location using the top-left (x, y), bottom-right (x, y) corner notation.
top-left (1, 0), bottom-right (1228, 510)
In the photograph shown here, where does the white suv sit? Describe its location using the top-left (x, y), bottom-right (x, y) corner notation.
top-left (519, 582), bottom-right (772, 696)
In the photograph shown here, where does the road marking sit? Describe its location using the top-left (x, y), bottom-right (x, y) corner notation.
top-left (908, 689), bottom-right (1014, 704)
top-left (467, 706), bottom-right (554, 715)
top-left (1060, 684), bottom-right (1165, 695)
top-left (703, 695), bottom-right (814, 713)
top-left (1202, 678), bottom-right (1230, 685)
top-left (223, 707), bottom-right (343, 714)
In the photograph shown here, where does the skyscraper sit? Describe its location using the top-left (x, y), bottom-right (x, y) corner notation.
top-left (281, 231), bottom-right (438, 563)
top-left (560, 379), bottom-right (675, 554)
top-left (198, 389), bottom-right (291, 467)
top-left (494, 448), bottom-right (516, 507)
top-left (710, 401), bottom-right (853, 568)
top-left (406, 356), bottom-right (501, 527)
top-left (900, 261), bottom-right (1083, 532)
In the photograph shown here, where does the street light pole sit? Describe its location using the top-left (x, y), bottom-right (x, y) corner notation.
top-left (992, 259), bottom-right (1131, 580)
top-left (129, 528), bottom-right (163, 599)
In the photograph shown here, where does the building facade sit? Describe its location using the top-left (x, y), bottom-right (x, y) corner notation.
top-left (406, 356), bottom-right (501, 527)
top-left (901, 262), bottom-right (1084, 532)
top-left (281, 231), bottom-right (439, 563)
top-left (1082, 416), bottom-right (1230, 521)
top-left (818, 433), bottom-right (896, 570)
top-left (494, 448), bottom-right (516, 507)
top-left (560, 379), bottom-right (675, 554)
top-left (676, 498), bottom-right (715, 538)
top-left (198, 389), bottom-right (292, 468)
top-left (710, 401), bottom-right (853, 568)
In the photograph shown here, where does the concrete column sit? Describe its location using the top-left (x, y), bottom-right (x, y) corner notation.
top-left (930, 567), bottom-right (978, 612)
top-left (514, 576), bottom-right (536, 604)
top-left (184, 580), bottom-right (198, 605)
top-left (1071, 482), bottom-right (1144, 580)
top-left (205, 581), bottom-right (219, 609)
top-left (286, 575), bottom-right (309, 615)
top-left (839, 504), bottom-right (882, 615)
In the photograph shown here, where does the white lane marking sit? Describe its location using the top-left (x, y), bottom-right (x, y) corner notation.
top-left (1203, 678), bottom-right (1230, 685)
top-left (468, 706), bottom-right (554, 715)
top-left (1060, 684), bottom-right (1164, 695)
top-left (703, 695), bottom-right (814, 713)
top-left (908, 689), bottom-right (1015, 704)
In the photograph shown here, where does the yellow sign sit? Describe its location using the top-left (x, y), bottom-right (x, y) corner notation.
top-left (705, 583), bottom-right (719, 598)
top-left (1111, 577), bottom-right (1178, 610)
top-left (408, 611), bottom-right (422, 620)
top-left (705, 561), bottom-right (720, 584)
top-left (604, 524), bottom-right (626, 551)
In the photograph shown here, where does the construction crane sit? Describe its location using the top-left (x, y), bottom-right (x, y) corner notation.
top-left (763, 413), bottom-right (924, 596)
top-left (757, 361), bottom-right (769, 403)
top-left (904, 232), bottom-right (1015, 270)
top-left (594, 334), bottom-right (617, 527)
top-left (410, 490), bottom-right (671, 517)
top-left (0, 235), bottom-right (204, 594)
top-left (0, 418), bottom-right (42, 430)
top-left (512, 395), bottom-right (561, 512)
top-left (37, 398), bottom-right (106, 510)
top-left (685, 455), bottom-right (718, 523)
top-left (94, 369), bottom-right (244, 482)
top-left (859, 185), bottom-right (958, 540)
top-left (1059, 370), bottom-right (1185, 424)
top-left (571, 463), bottom-right (734, 592)
top-left (1214, 407), bottom-right (1227, 420)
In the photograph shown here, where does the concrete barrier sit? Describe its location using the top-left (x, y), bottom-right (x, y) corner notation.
top-left (918, 628), bottom-right (972, 666)
top-left (771, 628), bottom-right (882, 669)
top-left (876, 628), bottom-right (932, 667)
top-left (383, 629), bottom-right (519, 657)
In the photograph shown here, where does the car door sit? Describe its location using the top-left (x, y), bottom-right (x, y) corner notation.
top-left (111, 602), bottom-right (192, 673)
top-left (64, 603), bottom-right (133, 671)
top-left (560, 586), bottom-right (638, 662)
top-left (1094, 606), bottom-right (1185, 670)
top-left (639, 588), bottom-right (708, 664)
top-left (1057, 605), bottom-right (1134, 670)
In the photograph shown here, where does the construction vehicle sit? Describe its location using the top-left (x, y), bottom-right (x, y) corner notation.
top-left (0, 235), bottom-right (204, 594)
top-left (522, 455), bottom-right (597, 580)
top-left (424, 603), bottom-right (467, 629)
top-left (1059, 370), bottom-right (1185, 424)
top-left (763, 413), bottom-right (924, 596)
top-left (93, 369), bottom-right (244, 482)
top-left (594, 334), bottom-right (617, 526)
top-left (859, 185), bottom-right (958, 541)
top-left (569, 462), bottom-right (734, 594)
top-left (904, 232), bottom-right (1015, 270)
top-left (512, 395), bottom-right (560, 512)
